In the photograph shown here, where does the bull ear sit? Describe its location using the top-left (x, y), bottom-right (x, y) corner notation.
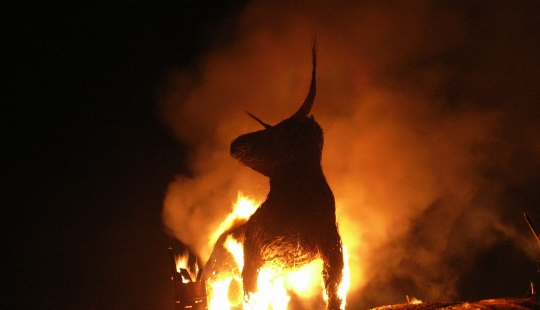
top-left (246, 111), bottom-right (271, 129)
top-left (290, 41), bottom-right (317, 119)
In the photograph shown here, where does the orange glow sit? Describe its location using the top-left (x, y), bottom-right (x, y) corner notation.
top-left (225, 235), bottom-right (245, 270)
top-left (205, 192), bottom-right (350, 309)
top-left (407, 295), bottom-right (423, 305)
top-left (174, 253), bottom-right (198, 283)
top-left (210, 192), bottom-right (260, 250)
top-left (338, 246), bottom-right (351, 309)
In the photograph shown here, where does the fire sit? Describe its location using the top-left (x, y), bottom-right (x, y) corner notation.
top-left (205, 192), bottom-right (351, 309)
top-left (210, 192), bottom-right (260, 249)
top-left (225, 235), bottom-right (245, 270)
top-left (174, 252), bottom-right (199, 283)
top-left (338, 246), bottom-right (350, 308)
top-left (406, 295), bottom-right (423, 305)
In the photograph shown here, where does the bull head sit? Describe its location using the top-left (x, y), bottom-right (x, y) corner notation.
top-left (230, 44), bottom-right (323, 177)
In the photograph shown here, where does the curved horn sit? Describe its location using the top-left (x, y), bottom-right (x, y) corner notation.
top-left (291, 41), bottom-right (317, 118)
top-left (246, 111), bottom-right (271, 129)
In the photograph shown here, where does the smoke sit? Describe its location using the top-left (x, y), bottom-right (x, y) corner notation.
top-left (160, 0), bottom-right (540, 307)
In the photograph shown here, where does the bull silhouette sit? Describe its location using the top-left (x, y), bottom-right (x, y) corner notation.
top-left (204, 43), bottom-right (344, 310)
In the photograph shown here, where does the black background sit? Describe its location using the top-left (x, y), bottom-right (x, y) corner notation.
top-left (4, 1), bottom-right (247, 308)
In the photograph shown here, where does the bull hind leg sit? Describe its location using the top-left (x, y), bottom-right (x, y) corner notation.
top-left (202, 235), bottom-right (236, 282)
top-left (320, 231), bottom-right (344, 310)
top-left (241, 236), bottom-right (262, 302)
top-left (202, 228), bottom-right (245, 288)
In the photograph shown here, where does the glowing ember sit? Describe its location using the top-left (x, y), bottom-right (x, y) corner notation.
top-left (407, 295), bottom-right (423, 305)
top-left (205, 193), bottom-right (350, 309)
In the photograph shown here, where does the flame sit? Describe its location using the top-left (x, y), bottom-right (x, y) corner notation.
top-left (174, 253), bottom-right (198, 283)
top-left (338, 246), bottom-right (351, 309)
top-left (206, 192), bottom-right (350, 309)
top-left (406, 295), bottom-right (423, 305)
top-left (225, 235), bottom-right (245, 270)
top-left (210, 192), bottom-right (260, 249)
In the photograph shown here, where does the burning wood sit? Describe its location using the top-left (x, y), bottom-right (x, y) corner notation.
top-left (202, 41), bottom-right (347, 309)
top-left (406, 295), bottom-right (423, 305)
top-left (168, 247), bottom-right (208, 309)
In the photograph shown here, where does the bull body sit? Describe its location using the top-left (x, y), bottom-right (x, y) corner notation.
top-left (206, 44), bottom-right (344, 309)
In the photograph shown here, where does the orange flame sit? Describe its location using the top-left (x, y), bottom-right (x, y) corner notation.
top-left (206, 192), bottom-right (350, 309)
top-left (407, 295), bottom-right (423, 305)
top-left (210, 192), bottom-right (260, 249)
top-left (174, 253), bottom-right (198, 283)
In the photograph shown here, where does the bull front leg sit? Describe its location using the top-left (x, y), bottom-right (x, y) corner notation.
top-left (320, 231), bottom-right (344, 310)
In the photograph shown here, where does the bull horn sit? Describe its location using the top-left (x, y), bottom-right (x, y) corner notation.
top-left (291, 41), bottom-right (317, 119)
top-left (246, 111), bottom-right (271, 129)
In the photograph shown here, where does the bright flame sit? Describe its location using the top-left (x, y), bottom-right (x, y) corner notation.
top-left (284, 259), bottom-right (324, 298)
top-left (338, 246), bottom-right (351, 309)
top-left (206, 192), bottom-right (351, 309)
top-left (174, 253), bottom-right (198, 283)
top-left (406, 295), bottom-right (423, 305)
top-left (210, 192), bottom-right (259, 248)
top-left (225, 235), bottom-right (244, 270)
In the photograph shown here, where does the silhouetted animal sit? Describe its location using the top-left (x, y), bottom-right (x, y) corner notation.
top-left (206, 43), bottom-right (344, 310)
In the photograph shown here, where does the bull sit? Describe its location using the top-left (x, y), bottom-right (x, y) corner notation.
top-left (205, 43), bottom-right (344, 310)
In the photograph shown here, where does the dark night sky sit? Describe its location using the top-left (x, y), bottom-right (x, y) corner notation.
top-left (4, 1), bottom-right (247, 309)
top-left (3, 1), bottom-right (540, 309)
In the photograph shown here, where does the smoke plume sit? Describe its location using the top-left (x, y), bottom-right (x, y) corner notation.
top-left (160, 0), bottom-right (540, 307)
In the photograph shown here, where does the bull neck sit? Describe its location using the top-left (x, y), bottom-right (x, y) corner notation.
top-left (268, 160), bottom-right (326, 188)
